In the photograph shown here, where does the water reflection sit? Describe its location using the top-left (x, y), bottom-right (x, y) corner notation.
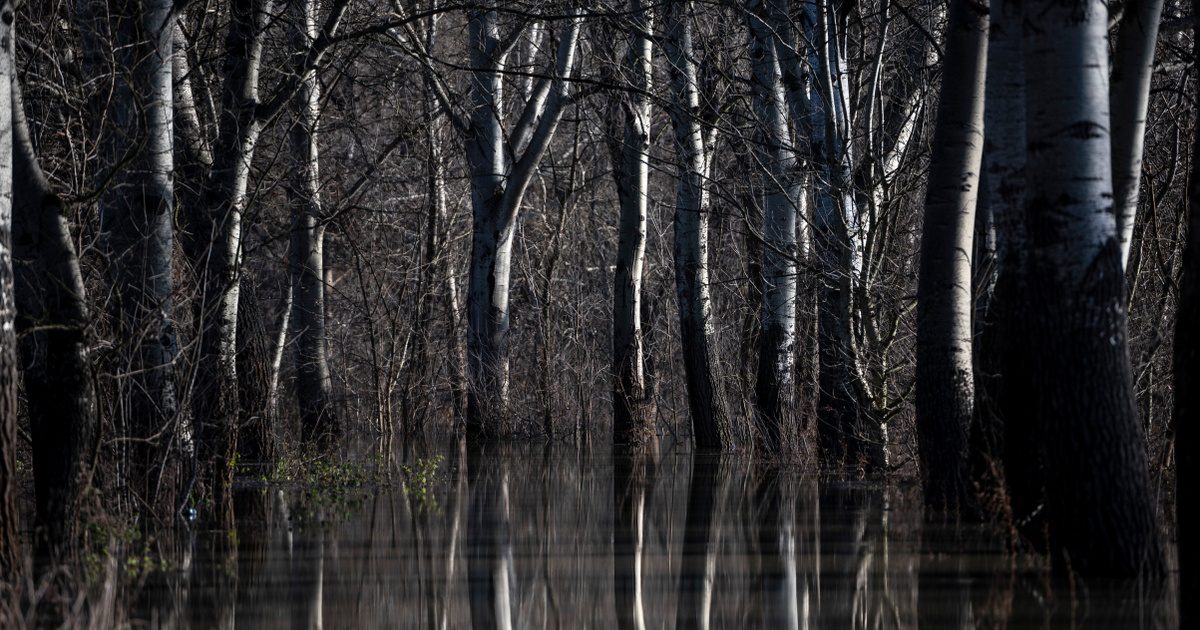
top-left (105, 445), bottom-right (1176, 628)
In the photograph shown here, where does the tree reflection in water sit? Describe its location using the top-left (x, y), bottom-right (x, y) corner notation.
top-left (105, 445), bottom-right (1175, 628)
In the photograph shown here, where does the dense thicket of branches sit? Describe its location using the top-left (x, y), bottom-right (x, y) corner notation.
top-left (1, 0), bottom-right (1198, 619)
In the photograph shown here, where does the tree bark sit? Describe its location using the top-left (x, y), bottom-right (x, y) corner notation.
top-left (287, 0), bottom-right (337, 446)
top-left (746, 0), bottom-right (800, 454)
top-left (79, 0), bottom-right (181, 519)
top-left (663, 0), bottom-right (736, 451)
top-left (976, 0), bottom-right (1043, 533)
top-left (0, 0), bottom-right (22, 597)
top-left (610, 0), bottom-right (656, 448)
top-left (1024, 0), bottom-right (1163, 575)
top-left (464, 4), bottom-right (581, 438)
top-left (802, 0), bottom-right (884, 470)
top-left (184, 0), bottom-right (271, 529)
top-left (1111, 0), bottom-right (1166, 269)
top-left (10, 71), bottom-right (97, 557)
top-left (915, 0), bottom-right (987, 514)
top-left (236, 281), bottom-right (274, 464)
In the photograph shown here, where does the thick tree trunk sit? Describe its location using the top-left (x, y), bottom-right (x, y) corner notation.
top-left (287, 0), bottom-right (337, 446)
top-left (79, 0), bottom-right (181, 518)
top-left (746, 0), bottom-right (800, 454)
top-left (664, 0), bottom-right (735, 451)
top-left (464, 5), bottom-right (580, 438)
top-left (1024, 0), bottom-right (1163, 576)
top-left (1111, 0), bottom-right (1165, 269)
top-left (1174, 5), bottom-right (1200, 621)
top-left (10, 75), bottom-right (97, 556)
top-left (610, 0), bottom-right (656, 448)
top-left (0, 0), bottom-right (21, 597)
top-left (914, 0), bottom-right (986, 514)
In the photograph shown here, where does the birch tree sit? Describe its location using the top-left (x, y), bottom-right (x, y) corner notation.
top-left (462, 4), bottom-right (582, 437)
top-left (178, 0), bottom-right (351, 524)
top-left (78, 0), bottom-right (181, 517)
top-left (609, 0), bottom-right (656, 448)
top-left (1111, 0), bottom-right (1166, 268)
top-left (664, 0), bottom-right (736, 450)
top-left (286, 0), bottom-right (337, 444)
top-left (802, 0), bottom-right (885, 469)
top-left (745, 0), bottom-right (799, 453)
top-left (915, 0), bottom-right (987, 513)
top-left (1023, 0), bottom-right (1162, 575)
top-left (0, 0), bottom-right (19, 594)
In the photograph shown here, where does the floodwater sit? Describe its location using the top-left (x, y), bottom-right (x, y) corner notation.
top-left (115, 444), bottom-right (1176, 628)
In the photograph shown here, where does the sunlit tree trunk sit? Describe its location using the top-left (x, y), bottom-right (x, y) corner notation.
top-left (10, 74), bottom-right (97, 556)
top-left (1111, 0), bottom-right (1165, 269)
top-left (663, 0), bottom-right (735, 450)
top-left (802, 0), bottom-right (884, 470)
top-left (610, 0), bottom-right (656, 448)
top-left (287, 0), bottom-right (337, 445)
top-left (464, 4), bottom-right (581, 438)
top-left (915, 0), bottom-right (987, 514)
top-left (745, 0), bottom-right (799, 454)
top-left (1024, 0), bottom-right (1163, 575)
top-left (0, 0), bottom-right (21, 596)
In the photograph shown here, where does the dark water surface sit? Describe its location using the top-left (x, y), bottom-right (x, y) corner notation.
top-left (121, 444), bottom-right (1176, 628)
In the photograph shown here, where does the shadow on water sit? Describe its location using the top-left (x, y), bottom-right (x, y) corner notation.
top-left (101, 444), bottom-right (1177, 628)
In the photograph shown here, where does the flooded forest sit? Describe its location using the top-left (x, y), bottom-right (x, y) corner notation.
top-left (0, 0), bottom-right (1196, 626)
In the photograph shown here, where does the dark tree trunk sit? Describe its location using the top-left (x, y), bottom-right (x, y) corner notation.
top-left (10, 74), bottom-right (97, 558)
top-left (1024, 0), bottom-right (1163, 576)
top-left (1173, 2), bottom-right (1200, 619)
top-left (78, 0), bottom-right (181, 520)
top-left (236, 281), bottom-right (274, 464)
top-left (975, 0), bottom-right (1044, 537)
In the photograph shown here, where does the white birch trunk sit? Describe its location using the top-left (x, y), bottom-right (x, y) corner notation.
top-left (1024, 0), bottom-right (1163, 575)
top-left (802, 0), bottom-right (884, 469)
top-left (464, 5), bottom-right (581, 437)
top-left (664, 0), bottom-right (735, 450)
top-left (0, 0), bottom-right (20, 586)
top-left (746, 0), bottom-right (799, 453)
top-left (611, 0), bottom-right (656, 447)
top-left (287, 0), bottom-right (336, 444)
top-left (1110, 0), bottom-right (1166, 269)
top-left (914, 0), bottom-right (987, 513)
